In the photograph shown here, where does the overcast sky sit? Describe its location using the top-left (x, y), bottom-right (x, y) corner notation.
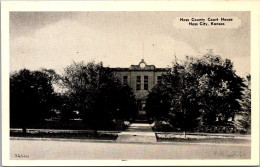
top-left (10, 12), bottom-right (250, 76)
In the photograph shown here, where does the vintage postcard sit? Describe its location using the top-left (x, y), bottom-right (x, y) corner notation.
top-left (1, 1), bottom-right (260, 166)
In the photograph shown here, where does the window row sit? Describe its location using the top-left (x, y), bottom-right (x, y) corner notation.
top-left (123, 76), bottom-right (162, 90)
top-left (136, 76), bottom-right (148, 91)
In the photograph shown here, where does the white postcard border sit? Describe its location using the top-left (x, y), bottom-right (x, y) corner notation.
top-left (1, 1), bottom-right (259, 166)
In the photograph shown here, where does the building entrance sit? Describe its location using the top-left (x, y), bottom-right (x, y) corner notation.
top-left (136, 100), bottom-right (147, 121)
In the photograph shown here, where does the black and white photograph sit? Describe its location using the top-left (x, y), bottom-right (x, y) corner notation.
top-left (1, 1), bottom-right (260, 166)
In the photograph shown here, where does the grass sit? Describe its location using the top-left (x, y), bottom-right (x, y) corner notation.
top-left (10, 129), bottom-right (118, 140)
top-left (155, 133), bottom-right (251, 144)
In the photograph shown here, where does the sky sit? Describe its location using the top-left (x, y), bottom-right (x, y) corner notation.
top-left (10, 12), bottom-right (250, 77)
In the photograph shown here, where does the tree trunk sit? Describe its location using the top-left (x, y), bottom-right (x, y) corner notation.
top-left (22, 127), bottom-right (26, 134)
top-left (93, 129), bottom-right (98, 137)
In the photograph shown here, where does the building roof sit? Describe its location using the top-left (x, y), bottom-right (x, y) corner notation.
top-left (111, 59), bottom-right (170, 72)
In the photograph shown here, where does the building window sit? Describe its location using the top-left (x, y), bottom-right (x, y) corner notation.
top-left (144, 76), bottom-right (148, 90)
top-left (123, 76), bottom-right (128, 84)
top-left (157, 76), bottom-right (162, 84)
top-left (136, 76), bottom-right (141, 90)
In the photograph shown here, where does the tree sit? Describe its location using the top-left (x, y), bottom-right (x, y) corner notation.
top-left (61, 61), bottom-right (136, 134)
top-left (192, 53), bottom-right (245, 125)
top-left (146, 58), bottom-right (201, 136)
top-left (146, 52), bottom-right (245, 136)
top-left (234, 74), bottom-right (251, 133)
top-left (146, 83), bottom-right (172, 121)
top-left (167, 59), bottom-right (201, 137)
top-left (116, 84), bottom-right (138, 120)
top-left (10, 69), bottom-right (56, 133)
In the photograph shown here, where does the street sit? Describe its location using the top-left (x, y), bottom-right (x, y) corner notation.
top-left (10, 138), bottom-right (250, 160)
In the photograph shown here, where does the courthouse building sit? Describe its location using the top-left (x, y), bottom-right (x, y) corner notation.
top-left (112, 59), bottom-right (169, 119)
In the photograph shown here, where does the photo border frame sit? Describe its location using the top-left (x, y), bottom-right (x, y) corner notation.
top-left (1, 1), bottom-right (259, 166)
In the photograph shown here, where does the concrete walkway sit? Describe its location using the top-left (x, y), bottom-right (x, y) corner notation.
top-left (125, 123), bottom-right (154, 132)
top-left (116, 123), bottom-right (157, 143)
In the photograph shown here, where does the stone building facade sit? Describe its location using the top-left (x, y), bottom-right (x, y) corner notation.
top-left (112, 59), bottom-right (169, 119)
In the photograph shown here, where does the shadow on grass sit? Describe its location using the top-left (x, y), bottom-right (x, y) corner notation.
top-left (10, 131), bottom-right (118, 140)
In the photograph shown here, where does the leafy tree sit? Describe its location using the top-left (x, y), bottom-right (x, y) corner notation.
top-left (116, 84), bottom-right (138, 120)
top-left (146, 83), bottom-right (172, 121)
top-left (234, 74), bottom-right (251, 133)
top-left (146, 52), bottom-right (245, 136)
top-left (192, 53), bottom-right (245, 125)
top-left (10, 69), bottom-right (56, 133)
top-left (146, 58), bottom-right (201, 136)
top-left (167, 59), bottom-right (201, 137)
top-left (61, 61), bottom-right (136, 134)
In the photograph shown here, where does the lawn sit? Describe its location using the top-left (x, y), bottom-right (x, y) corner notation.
top-left (10, 129), bottom-right (118, 140)
top-left (155, 132), bottom-right (251, 143)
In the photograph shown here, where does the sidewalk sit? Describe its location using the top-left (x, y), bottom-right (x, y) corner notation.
top-left (116, 123), bottom-right (156, 143)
